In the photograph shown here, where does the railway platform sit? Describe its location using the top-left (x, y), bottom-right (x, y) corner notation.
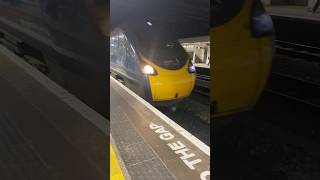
top-left (110, 77), bottom-right (210, 180)
top-left (0, 45), bottom-right (108, 180)
top-left (266, 5), bottom-right (320, 22)
top-left (267, 5), bottom-right (320, 51)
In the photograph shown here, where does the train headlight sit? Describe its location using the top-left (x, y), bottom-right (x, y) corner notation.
top-left (142, 64), bottom-right (157, 75)
top-left (251, 0), bottom-right (273, 37)
top-left (188, 61), bottom-right (196, 73)
top-left (188, 65), bottom-right (196, 73)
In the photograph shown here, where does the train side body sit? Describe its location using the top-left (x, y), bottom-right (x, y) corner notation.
top-left (0, 0), bottom-right (109, 117)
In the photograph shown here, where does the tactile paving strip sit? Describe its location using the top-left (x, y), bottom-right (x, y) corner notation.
top-left (111, 120), bottom-right (175, 179)
top-left (111, 92), bottom-right (176, 179)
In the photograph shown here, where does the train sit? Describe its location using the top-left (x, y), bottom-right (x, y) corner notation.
top-left (110, 22), bottom-right (196, 106)
top-left (211, 0), bottom-right (274, 117)
top-left (0, 0), bottom-right (109, 117)
top-left (109, 0), bottom-right (209, 107)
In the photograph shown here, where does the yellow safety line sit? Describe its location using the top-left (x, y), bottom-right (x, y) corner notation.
top-left (110, 144), bottom-right (125, 180)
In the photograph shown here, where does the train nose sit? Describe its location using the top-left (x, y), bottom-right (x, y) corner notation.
top-left (148, 72), bottom-right (195, 101)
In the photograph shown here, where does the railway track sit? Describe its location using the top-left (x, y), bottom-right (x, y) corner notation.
top-left (275, 40), bottom-right (320, 61)
top-left (271, 39), bottom-right (320, 108)
top-left (214, 72), bottom-right (320, 180)
top-left (194, 67), bottom-right (210, 96)
top-left (259, 79), bottom-right (320, 142)
top-left (266, 72), bottom-right (320, 108)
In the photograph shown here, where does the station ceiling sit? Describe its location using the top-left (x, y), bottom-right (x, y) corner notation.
top-left (110, 0), bottom-right (210, 38)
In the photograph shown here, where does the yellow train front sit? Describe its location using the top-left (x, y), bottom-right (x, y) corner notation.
top-left (110, 25), bottom-right (195, 106)
top-left (211, 0), bottom-right (274, 117)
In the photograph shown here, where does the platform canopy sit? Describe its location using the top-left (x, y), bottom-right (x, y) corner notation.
top-left (110, 0), bottom-right (210, 38)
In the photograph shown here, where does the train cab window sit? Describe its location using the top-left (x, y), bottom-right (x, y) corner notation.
top-left (211, 0), bottom-right (244, 27)
top-left (142, 40), bottom-right (188, 70)
top-left (125, 22), bottom-right (189, 70)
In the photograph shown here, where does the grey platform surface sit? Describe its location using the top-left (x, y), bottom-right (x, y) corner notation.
top-left (0, 83), bottom-right (58, 180)
top-left (0, 45), bottom-right (108, 180)
top-left (110, 78), bottom-right (210, 180)
top-left (266, 5), bottom-right (320, 21)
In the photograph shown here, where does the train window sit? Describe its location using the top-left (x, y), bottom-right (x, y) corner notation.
top-left (124, 24), bottom-right (189, 70)
top-left (124, 40), bottom-right (139, 73)
top-left (110, 31), bottom-right (120, 64)
top-left (140, 40), bottom-right (188, 70)
top-left (117, 31), bottom-right (127, 67)
top-left (211, 0), bottom-right (244, 27)
top-left (115, 30), bottom-right (139, 73)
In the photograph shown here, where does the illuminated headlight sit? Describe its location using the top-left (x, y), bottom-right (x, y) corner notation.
top-left (142, 64), bottom-right (157, 75)
top-left (188, 65), bottom-right (196, 73)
